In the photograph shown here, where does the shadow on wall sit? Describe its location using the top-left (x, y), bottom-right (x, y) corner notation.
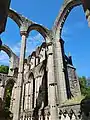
top-left (0, 98), bottom-right (13, 120)
top-left (80, 96), bottom-right (90, 119)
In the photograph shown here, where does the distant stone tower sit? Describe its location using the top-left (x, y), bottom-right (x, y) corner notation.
top-left (0, 0), bottom-right (90, 120)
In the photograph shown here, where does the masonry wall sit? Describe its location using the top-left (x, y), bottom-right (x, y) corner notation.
top-left (0, 41), bottom-right (82, 120)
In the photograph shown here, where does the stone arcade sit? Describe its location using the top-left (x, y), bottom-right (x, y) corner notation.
top-left (0, 0), bottom-right (90, 120)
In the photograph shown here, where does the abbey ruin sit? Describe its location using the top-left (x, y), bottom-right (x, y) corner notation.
top-left (0, 0), bottom-right (90, 120)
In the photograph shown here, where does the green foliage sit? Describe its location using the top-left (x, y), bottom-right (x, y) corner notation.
top-left (79, 76), bottom-right (90, 98)
top-left (4, 82), bottom-right (14, 111)
top-left (2, 83), bottom-right (13, 119)
top-left (0, 65), bottom-right (9, 74)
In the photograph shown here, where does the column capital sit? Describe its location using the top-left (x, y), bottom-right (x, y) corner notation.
top-left (20, 25), bottom-right (29, 37)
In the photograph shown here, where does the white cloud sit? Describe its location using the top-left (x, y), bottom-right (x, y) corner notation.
top-left (0, 33), bottom-right (44, 65)
top-left (12, 33), bottom-right (44, 57)
top-left (0, 51), bottom-right (9, 65)
top-left (26, 33), bottom-right (44, 56)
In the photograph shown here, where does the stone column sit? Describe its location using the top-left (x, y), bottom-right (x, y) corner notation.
top-left (28, 82), bottom-right (31, 110)
top-left (20, 83), bottom-right (25, 115)
top-left (36, 76), bottom-right (40, 99)
top-left (30, 55), bottom-right (35, 69)
top-left (11, 83), bottom-right (17, 114)
top-left (10, 85), bottom-right (15, 112)
top-left (13, 26), bottom-right (28, 120)
top-left (30, 78), bottom-right (33, 109)
top-left (24, 83), bottom-right (29, 110)
top-left (47, 40), bottom-right (59, 120)
top-left (44, 108), bottom-right (50, 120)
top-left (34, 77), bottom-right (37, 108)
top-left (53, 32), bottom-right (67, 104)
top-left (0, 80), bottom-right (4, 100)
top-left (28, 78), bottom-right (33, 110)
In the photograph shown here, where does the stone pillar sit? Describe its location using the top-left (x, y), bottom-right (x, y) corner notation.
top-left (28, 82), bottom-right (31, 110)
top-left (53, 32), bottom-right (67, 104)
top-left (0, 80), bottom-right (4, 100)
top-left (20, 83), bottom-right (25, 115)
top-left (11, 83), bottom-right (17, 114)
top-left (10, 85), bottom-right (15, 112)
top-left (44, 108), bottom-right (50, 120)
top-left (28, 77), bottom-right (33, 110)
top-left (24, 83), bottom-right (29, 110)
top-left (30, 55), bottom-right (35, 69)
top-left (34, 77), bottom-right (37, 108)
top-left (47, 40), bottom-right (59, 120)
top-left (40, 47), bottom-right (45, 62)
top-left (36, 76), bottom-right (41, 99)
top-left (36, 56), bottom-right (39, 65)
top-left (13, 26), bottom-right (28, 120)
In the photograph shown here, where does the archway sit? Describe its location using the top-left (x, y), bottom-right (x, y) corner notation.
top-left (26, 24), bottom-right (50, 69)
top-left (62, 5), bottom-right (90, 77)
top-left (53, 0), bottom-right (82, 35)
top-left (0, 44), bottom-right (19, 75)
top-left (51, 0), bottom-right (90, 103)
top-left (0, 51), bottom-right (9, 74)
top-left (26, 30), bottom-right (44, 58)
top-left (3, 78), bottom-right (15, 112)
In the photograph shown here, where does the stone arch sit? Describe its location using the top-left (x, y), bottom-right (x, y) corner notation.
top-left (0, 44), bottom-right (19, 75)
top-left (1, 44), bottom-right (13, 58)
top-left (53, 0), bottom-right (82, 35)
top-left (27, 24), bottom-right (50, 40)
top-left (8, 9), bottom-right (23, 28)
top-left (5, 77), bottom-right (16, 86)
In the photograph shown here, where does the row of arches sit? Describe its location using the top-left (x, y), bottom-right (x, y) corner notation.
top-left (0, 9), bottom-right (50, 75)
top-left (1, 0), bottom-right (88, 76)
top-left (0, 1), bottom-right (89, 120)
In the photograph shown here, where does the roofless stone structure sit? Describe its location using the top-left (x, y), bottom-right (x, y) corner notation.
top-left (0, 0), bottom-right (90, 120)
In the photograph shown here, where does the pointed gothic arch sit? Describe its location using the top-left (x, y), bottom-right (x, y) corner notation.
top-left (53, 0), bottom-right (83, 35)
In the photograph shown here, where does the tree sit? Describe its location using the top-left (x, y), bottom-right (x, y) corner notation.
top-left (0, 65), bottom-right (9, 74)
top-left (79, 76), bottom-right (90, 98)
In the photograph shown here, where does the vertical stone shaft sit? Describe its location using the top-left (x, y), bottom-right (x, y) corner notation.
top-left (34, 77), bottom-right (37, 108)
top-left (13, 31), bottom-right (27, 120)
top-left (53, 32), bottom-right (67, 104)
top-left (0, 84), bottom-right (4, 100)
top-left (30, 79), bottom-right (33, 109)
top-left (47, 41), bottom-right (59, 120)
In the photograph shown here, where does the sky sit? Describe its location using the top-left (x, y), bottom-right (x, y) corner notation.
top-left (0, 0), bottom-right (90, 77)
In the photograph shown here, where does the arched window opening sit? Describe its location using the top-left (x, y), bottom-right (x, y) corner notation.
top-left (1, 17), bottom-right (21, 57)
top-left (0, 51), bottom-right (9, 74)
top-left (62, 5), bottom-right (90, 77)
top-left (26, 30), bottom-right (44, 57)
top-left (24, 73), bottom-right (35, 111)
top-left (61, 5), bottom-right (90, 98)
top-left (4, 80), bottom-right (14, 111)
top-left (26, 30), bottom-right (46, 68)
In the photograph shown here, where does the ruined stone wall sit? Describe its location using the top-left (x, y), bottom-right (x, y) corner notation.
top-left (0, 41), bottom-right (82, 120)
top-left (0, 73), bottom-right (7, 100)
top-left (67, 65), bottom-right (81, 98)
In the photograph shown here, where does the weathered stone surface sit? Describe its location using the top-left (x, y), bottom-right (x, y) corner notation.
top-left (1, 0), bottom-right (89, 119)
